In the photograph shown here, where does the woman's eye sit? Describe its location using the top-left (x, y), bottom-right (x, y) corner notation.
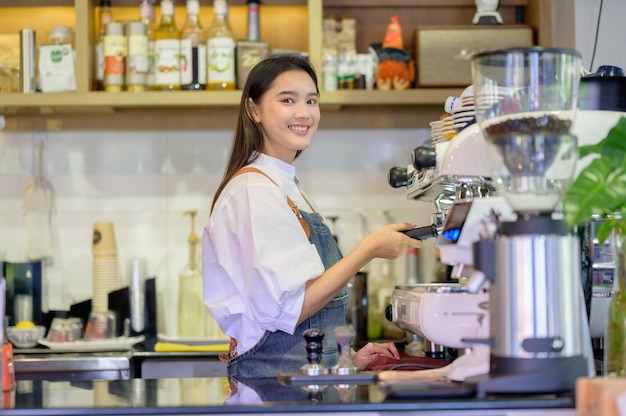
top-left (307, 98), bottom-right (318, 105)
top-left (282, 98), bottom-right (294, 104)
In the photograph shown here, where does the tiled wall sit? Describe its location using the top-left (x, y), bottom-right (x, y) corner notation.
top-left (0, 127), bottom-right (439, 336)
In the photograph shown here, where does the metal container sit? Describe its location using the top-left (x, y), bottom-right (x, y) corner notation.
top-left (488, 231), bottom-right (584, 359)
top-left (19, 28), bottom-right (36, 93)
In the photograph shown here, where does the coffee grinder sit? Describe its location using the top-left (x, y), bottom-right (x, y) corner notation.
top-left (466, 47), bottom-right (594, 396)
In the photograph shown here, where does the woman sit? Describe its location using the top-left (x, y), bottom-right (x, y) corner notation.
top-left (202, 55), bottom-right (422, 379)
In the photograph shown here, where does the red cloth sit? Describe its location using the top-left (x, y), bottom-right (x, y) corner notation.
top-left (366, 352), bottom-right (449, 372)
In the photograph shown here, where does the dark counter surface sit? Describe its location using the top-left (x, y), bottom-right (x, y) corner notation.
top-left (3, 376), bottom-right (576, 416)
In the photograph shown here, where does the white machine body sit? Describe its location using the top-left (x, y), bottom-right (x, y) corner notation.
top-left (390, 284), bottom-right (490, 381)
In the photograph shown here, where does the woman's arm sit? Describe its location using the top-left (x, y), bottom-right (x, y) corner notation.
top-left (297, 222), bottom-right (421, 324)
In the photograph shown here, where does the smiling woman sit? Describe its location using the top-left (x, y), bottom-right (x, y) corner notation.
top-left (201, 55), bottom-right (422, 379)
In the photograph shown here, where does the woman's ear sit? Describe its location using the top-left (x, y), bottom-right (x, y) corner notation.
top-left (247, 98), bottom-right (261, 122)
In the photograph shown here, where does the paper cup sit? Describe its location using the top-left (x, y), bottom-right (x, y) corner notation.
top-left (92, 222), bottom-right (117, 253)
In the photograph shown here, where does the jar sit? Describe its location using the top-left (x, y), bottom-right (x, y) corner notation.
top-left (48, 25), bottom-right (74, 47)
top-left (103, 22), bottom-right (126, 92)
top-left (39, 25), bottom-right (76, 92)
top-left (125, 21), bottom-right (148, 92)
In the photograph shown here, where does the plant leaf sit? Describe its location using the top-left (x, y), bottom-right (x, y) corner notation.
top-left (579, 142), bottom-right (603, 159)
top-left (600, 116), bottom-right (626, 168)
top-left (597, 220), bottom-right (614, 244)
top-left (563, 157), bottom-right (626, 227)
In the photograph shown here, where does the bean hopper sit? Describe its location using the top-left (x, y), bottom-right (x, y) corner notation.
top-left (465, 47), bottom-right (594, 396)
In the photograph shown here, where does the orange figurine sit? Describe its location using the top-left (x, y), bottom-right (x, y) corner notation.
top-left (376, 16), bottom-right (415, 90)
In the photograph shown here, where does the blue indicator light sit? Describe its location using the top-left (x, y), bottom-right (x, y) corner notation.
top-left (443, 228), bottom-right (461, 242)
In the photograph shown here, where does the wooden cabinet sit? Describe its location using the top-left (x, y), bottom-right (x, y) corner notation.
top-left (0, 0), bottom-right (551, 130)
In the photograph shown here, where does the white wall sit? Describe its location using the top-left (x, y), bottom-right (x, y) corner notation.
top-left (573, 0), bottom-right (626, 71)
top-left (0, 127), bottom-right (439, 337)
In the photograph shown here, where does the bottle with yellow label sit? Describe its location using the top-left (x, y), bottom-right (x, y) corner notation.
top-left (207, 0), bottom-right (236, 90)
top-left (153, 0), bottom-right (181, 90)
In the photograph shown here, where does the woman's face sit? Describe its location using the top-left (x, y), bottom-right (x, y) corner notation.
top-left (249, 70), bottom-right (320, 163)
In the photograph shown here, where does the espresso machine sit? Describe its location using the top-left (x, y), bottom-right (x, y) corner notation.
top-left (463, 47), bottom-right (594, 396)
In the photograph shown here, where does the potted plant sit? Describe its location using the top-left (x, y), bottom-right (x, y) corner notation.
top-left (562, 115), bottom-right (626, 376)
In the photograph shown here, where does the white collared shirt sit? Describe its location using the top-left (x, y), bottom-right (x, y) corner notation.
top-left (202, 153), bottom-right (325, 354)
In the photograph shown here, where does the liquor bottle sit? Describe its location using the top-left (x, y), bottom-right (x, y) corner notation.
top-left (153, 0), bottom-right (181, 90)
top-left (139, 0), bottom-right (157, 88)
top-left (181, 0), bottom-right (206, 90)
top-left (246, 0), bottom-right (260, 42)
top-left (235, 0), bottom-right (269, 89)
top-left (207, 0), bottom-right (236, 90)
top-left (125, 21), bottom-right (149, 92)
top-left (94, 0), bottom-right (112, 91)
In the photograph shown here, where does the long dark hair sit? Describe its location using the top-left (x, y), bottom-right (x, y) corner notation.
top-left (211, 55), bottom-right (319, 212)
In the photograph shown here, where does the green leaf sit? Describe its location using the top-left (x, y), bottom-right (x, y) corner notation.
top-left (563, 158), bottom-right (626, 227)
top-left (600, 117), bottom-right (626, 168)
top-left (579, 142), bottom-right (603, 159)
top-left (597, 220), bottom-right (614, 244)
top-left (563, 116), bottom-right (626, 230)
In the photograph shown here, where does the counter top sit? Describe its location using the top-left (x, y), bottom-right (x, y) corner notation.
top-left (13, 350), bottom-right (224, 380)
top-left (13, 351), bottom-right (133, 381)
top-left (3, 377), bottom-right (577, 416)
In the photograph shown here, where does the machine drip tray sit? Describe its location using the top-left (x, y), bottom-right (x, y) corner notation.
top-left (380, 379), bottom-right (476, 399)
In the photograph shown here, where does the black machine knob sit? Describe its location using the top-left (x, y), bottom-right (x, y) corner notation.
top-left (388, 166), bottom-right (408, 188)
top-left (303, 328), bottom-right (325, 365)
top-left (411, 146), bottom-right (436, 170)
top-left (385, 304), bottom-right (393, 322)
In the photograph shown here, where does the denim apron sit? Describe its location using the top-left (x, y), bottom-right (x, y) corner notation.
top-left (227, 209), bottom-right (349, 379)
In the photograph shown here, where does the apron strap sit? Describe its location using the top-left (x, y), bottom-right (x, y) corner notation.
top-left (233, 166), bottom-right (311, 239)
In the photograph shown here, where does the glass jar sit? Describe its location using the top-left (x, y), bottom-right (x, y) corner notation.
top-left (48, 25), bottom-right (74, 47)
top-left (39, 25), bottom-right (76, 92)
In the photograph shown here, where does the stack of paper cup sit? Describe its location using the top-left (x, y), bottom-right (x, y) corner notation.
top-left (92, 221), bottom-right (120, 313)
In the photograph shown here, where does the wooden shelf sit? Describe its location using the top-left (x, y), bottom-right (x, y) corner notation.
top-left (0, 88), bottom-right (460, 112)
top-left (0, 0), bottom-right (550, 130)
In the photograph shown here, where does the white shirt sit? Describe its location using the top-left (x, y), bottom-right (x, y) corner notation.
top-left (202, 153), bottom-right (326, 354)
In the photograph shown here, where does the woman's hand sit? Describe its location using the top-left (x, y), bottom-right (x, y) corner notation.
top-left (357, 223), bottom-right (422, 261)
top-left (352, 342), bottom-right (400, 371)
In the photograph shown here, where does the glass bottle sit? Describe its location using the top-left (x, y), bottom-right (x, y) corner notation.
top-left (153, 0), bottom-right (181, 90)
top-left (604, 226), bottom-right (626, 376)
top-left (235, 0), bottom-right (269, 89)
top-left (103, 22), bottom-right (126, 92)
top-left (139, 0), bottom-right (157, 89)
top-left (246, 0), bottom-right (260, 42)
top-left (207, 0), bottom-right (236, 90)
top-left (125, 21), bottom-right (149, 92)
top-left (94, 0), bottom-right (112, 91)
top-left (181, 0), bottom-right (206, 90)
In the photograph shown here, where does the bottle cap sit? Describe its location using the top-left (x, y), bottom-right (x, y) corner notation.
top-left (187, 0), bottom-right (200, 15)
top-left (214, 0), bottom-right (228, 15)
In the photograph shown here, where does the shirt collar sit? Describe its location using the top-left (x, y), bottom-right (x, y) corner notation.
top-left (254, 152), bottom-right (298, 183)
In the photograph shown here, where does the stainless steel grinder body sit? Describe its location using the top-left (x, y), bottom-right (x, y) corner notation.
top-left (472, 216), bottom-right (589, 394)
